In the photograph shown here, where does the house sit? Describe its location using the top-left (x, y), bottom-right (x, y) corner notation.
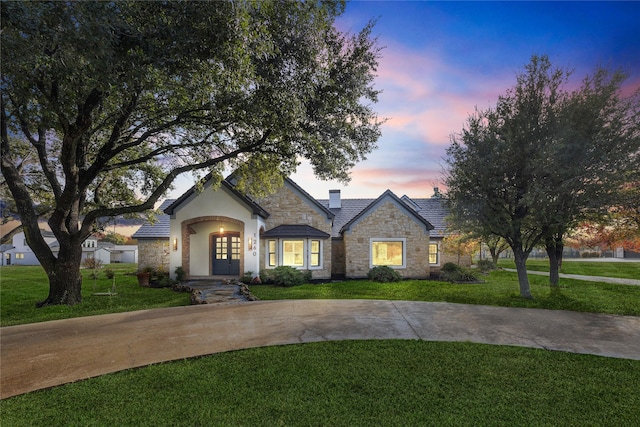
top-left (3, 231), bottom-right (137, 266)
top-left (3, 230), bottom-right (59, 265)
top-left (134, 175), bottom-right (470, 280)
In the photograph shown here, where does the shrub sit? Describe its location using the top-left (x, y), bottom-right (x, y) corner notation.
top-left (476, 259), bottom-right (497, 273)
top-left (241, 271), bottom-right (254, 285)
top-left (104, 268), bottom-right (115, 279)
top-left (82, 258), bottom-right (103, 269)
top-left (174, 266), bottom-right (187, 282)
top-left (367, 266), bottom-right (402, 283)
top-left (439, 263), bottom-right (480, 283)
top-left (440, 262), bottom-right (459, 273)
top-left (262, 266), bottom-right (309, 287)
top-left (581, 251), bottom-right (600, 258)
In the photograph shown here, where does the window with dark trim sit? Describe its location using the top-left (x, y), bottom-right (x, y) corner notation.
top-left (310, 240), bottom-right (321, 267)
top-left (429, 243), bottom-right (439, 265)
top-left (267, 240), bottom-right (277, 267)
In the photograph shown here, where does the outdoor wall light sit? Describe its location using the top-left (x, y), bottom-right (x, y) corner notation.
top-left (219, 226), bottom-right (224, 234)
top-left (172, 237), bottom-right (178, 251)
top-left (248, 237), bottom-right (253, 250)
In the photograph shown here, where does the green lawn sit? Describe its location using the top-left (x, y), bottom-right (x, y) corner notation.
top-left (250, 271), bottom-right (640, 316)
top-left (0, 264), bottom-right (190, 327)
top-left (2, 265), bottom-right (640, 327)
top-left (497, 259), bottom-right (640, 279)
top-left (3, 340), bottom-right (639, 426)
top-left (2, 264), bottom-right (639, 424)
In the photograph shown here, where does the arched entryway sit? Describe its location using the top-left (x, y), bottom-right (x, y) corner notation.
top-left (181, 216), bottom-right (245, 279)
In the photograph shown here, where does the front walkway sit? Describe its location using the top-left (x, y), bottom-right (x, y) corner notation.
top-left (2, 300), bottom-right (639, 399)
top-left (502, 269), bottom-right (640, 286)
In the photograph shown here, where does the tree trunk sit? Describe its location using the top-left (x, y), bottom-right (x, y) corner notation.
top-left (490, 248), bottom-right (499, 265)
top-left (513, 246), bottom-right (533, 299)
top-left (545, 236), bottom-right (564, 288)
top-left (36, 242), bottom-right (83, 307)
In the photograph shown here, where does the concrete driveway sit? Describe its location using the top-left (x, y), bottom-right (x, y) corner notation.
top-left (2, 300), bottom-right (639, 399)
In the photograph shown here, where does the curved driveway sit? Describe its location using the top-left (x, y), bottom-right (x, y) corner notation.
top-left (2, 300), bottom-right (640, 399)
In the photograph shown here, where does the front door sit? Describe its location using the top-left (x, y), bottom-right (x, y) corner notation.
top-left (212, 233), bottom-right (240, 275)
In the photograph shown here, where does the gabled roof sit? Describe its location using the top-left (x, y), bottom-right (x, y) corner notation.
top-left (262, 224), bottom-right (330, 239)
top-left (132, 199), bottom-right (174, 239)
top-left (319, 198), bottom-right (375, 238)
top-left (401, 195), bottom-right (449, 238)
top-left (283, 178), bottom-right (335, 220)
top-left (339, 190), bottom-right (434, 235)
top-left (164, 175), bottom-right (269, 219)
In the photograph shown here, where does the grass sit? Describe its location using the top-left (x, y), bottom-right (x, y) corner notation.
top-left (497, 259), bottom-right (640, 280)
top-left (2, 264), bottom-right (639, 424)
top-left (3, 340), bottom-right (639, 426)
top-left (2, 264), bottom-right (640, 327)
top-left (250, 270), bottom-right (640, 316)
top-left (0, 264), bottom-right (190, 327)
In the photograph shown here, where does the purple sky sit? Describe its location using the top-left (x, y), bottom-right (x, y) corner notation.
top-left (170, 1), bottom-right (640, 201)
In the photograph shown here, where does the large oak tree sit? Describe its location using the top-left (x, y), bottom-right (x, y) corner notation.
top-left (1, 1), bottom-right (383, 306)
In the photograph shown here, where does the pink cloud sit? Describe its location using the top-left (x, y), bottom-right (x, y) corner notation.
top-left (374, 42), bottom-right (515, 146)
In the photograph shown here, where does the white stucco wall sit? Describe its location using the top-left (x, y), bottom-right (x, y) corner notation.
top-left (168, 185), bottom-right (265, 279)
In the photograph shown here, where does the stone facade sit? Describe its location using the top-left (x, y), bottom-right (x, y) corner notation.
top-left (257, 183), bottom-right (333, 279)
top-left (137, 239), bottom-right (170, 273)
top-left (343, 201), bottom-right (431, 279)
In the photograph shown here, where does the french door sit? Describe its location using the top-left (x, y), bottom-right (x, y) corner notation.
top-left (212, 233), bottom-right (240, 275)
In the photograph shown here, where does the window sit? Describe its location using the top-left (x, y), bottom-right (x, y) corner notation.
top-left (16, 253), bottom-right (25, 259)
top-left (282, 240), bottom-right (304, 267)
top-left (429, 243), bottom-right (439, 265)
top-left (230, 236), bottom-right (240, 260)
top-left (265, 238), bottom-right (324, 269)
top-left (267, 240), bottom-right (277, 267)
top-left (371, 239), bottom-right (405, 268)
top-left (310, 240), bottom-right (321, 268)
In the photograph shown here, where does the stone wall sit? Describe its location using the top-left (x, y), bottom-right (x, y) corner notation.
top-left (343, 201), bottom-right (430, 279)
top-left (257, 184), bottom-right (332, 279)
top-left (137, 239), bottom-right (170, 273)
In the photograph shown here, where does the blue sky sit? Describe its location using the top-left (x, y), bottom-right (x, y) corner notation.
top-left (172, 1), bottom-right (640, 201)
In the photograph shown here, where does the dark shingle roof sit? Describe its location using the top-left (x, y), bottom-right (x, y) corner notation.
top-left (320, 195), bottom-right (449, 238)
top-left (132, 200), bottom-right (174, 239)
top-left (402, 196), bottom-right (449, 238)
top-left (262, 224), bottom-right (330, 239)
top-left (318, 198), bottom-right (375, 238)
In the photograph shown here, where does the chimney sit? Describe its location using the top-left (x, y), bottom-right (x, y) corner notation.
top-left (432, 187), bottom-right (441, 198)
top-left (329, 189), bottom-right (341, 209)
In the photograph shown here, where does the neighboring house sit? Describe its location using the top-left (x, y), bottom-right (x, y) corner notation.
top-left (4, 231), bottom-right (137, 266)
top-left (4, 230), bottom-right (58, 265)
top-left (134, 175), bottom-right (470, 280)
top-left (1, 243), bottom-right (15, 266)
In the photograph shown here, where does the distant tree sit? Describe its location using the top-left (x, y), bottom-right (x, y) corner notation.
top-left (441, 232), bottom-right (478, 265)
top-left (101, 232), bottom-right (127, 245)
top-left (483, 235), bottom-right (510, 265)
top-left (1, 1), bottom-right (383, 306)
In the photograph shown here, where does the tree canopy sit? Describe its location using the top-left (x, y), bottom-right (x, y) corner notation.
top-left (1, 0), bottom-right (383, 306)
top-left (445, 55), bottom-right (640, 298)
